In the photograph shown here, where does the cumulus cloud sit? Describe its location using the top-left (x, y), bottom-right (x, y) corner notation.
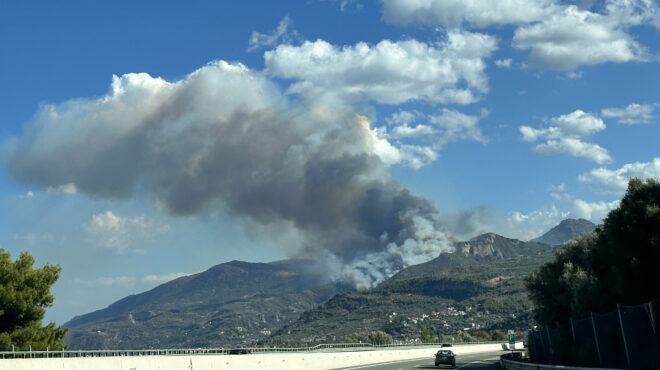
top-left (572, 198), bottom-right (620, 221)
top-left (494, 58), bottom-right (512, 68)
top-left (578, 157), bottom-right (660, 193)
top-left (548, 183), bottom-right (571, 200)
top-left (6, 61), bottom-right (455, 287)
top-left (506, 198), bottom-right (618, 238)
top-left (264, 31), bottom-right (497, 105)
top-left (376, 108), bottom-right (488, 169)
top-left (601, 102), bottom-right (656, 124)
top-left (247, 16), bottom-right (300, 52)
top-left (381, 1), bottom-right (658, 70)
top-left (513, 5), bottom-right (649, 70)
top-left (520, 110), bottom-right (611, 163)
top-left (381, 0), bottom-right (555, 28)
top-left (506, 205), bottom-right (570, 241)
top-left (84, 211), bottom-right (170, 254)
top-left (533, 138), bottom-right (612, 164)
top-left (389, 123), bottom-right (436, 139)
top-left (429, 108), bottom-right (489, 146)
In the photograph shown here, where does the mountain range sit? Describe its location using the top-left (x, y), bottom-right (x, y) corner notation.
top-left (63, 219), bottom-right (595, 349)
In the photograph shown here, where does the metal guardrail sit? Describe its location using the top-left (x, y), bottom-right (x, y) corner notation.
top-left (0, 341), bottom-right (504, 359)
top-left (500, 352), bottom-right (623, 370)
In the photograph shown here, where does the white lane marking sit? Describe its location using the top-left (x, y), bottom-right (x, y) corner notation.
top-left (340, 357), bottom-right (430, 370)
top-left (457, 358), bottom-right (498, 368)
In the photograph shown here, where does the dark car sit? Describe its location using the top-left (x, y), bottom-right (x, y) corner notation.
top-left (440, 343), bottom-right (453, 348)
top-left (435, 349), bottom-right (456, 367)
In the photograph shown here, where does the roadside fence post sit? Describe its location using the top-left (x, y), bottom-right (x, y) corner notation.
top-left (590, 312), bottom-right (602, 366)
top-left (545, 326), bottom-right (553, 365)
top-left (570, 318), bottom-right (576, 342)
top-left (646, 300), bottom-right (656, 334)
top-left (616, 304), bottom-right (632, 370)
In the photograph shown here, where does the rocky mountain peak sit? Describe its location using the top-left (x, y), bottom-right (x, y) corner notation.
top-left (532, 218), bottom-right (596, 246)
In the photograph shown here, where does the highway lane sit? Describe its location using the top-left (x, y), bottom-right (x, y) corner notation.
top-left (333, 350), bottom-right (504, 370)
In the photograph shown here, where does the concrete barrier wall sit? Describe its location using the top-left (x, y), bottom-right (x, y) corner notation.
top-left (0, 343), bottom-right (504, 370)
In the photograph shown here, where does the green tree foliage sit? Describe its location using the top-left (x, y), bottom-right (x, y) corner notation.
top-left (454, 331), bottom-right (477, 342)
top-left (367, 330), bottom-right (393, 345)
top-left (345, 333), bottom-right (368, 343)
top-left (419, 325), bottom-right (435, 343)
top-left (472, 330), bottom-right (492, 341)
top-left (588, 178), bottom-right (660, 307)
top-left (525, 178), bottom-right (660, 325)
top-left (0, 248), bottom-right (67, 350)
top-left (490, 330), bottom-right (506, 341)
top-left (525, 232), bottom-right (595, 324)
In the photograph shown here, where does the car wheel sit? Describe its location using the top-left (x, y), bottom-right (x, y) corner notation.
top-left (435, 363), bottom-right (439, 366)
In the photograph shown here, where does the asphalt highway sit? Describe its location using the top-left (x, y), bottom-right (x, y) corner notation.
top-left (332, 350), bottom-right (504, 370)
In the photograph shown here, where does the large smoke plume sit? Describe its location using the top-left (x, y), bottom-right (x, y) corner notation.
top-left (6, 61), bottom-right (453, 287)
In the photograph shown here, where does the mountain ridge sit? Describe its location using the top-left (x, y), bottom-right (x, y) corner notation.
top-left (532, 218), bottom-right (596, 245)
top-left (64, 218), bottom-right (592, 349)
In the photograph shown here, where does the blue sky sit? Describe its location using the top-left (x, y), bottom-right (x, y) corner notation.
top-left (1, 0), bottom-right (659, 324)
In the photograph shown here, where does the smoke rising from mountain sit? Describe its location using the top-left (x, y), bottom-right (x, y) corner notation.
top-left (6, 61), bottom-right (453, 287)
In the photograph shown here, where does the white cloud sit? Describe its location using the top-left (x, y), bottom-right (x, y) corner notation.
top-left (142, 272), bottom-right (189, 285)
top-left (578, 158), bottom-right (660, 193)
top-left (548, 183), bottom-right (571, 200)
top-left (601, 102), bottom-right (656, 124)
top-left (381, 0), bottom-right (555, 28)
top-left (381, 1), bottom-right (658, 71)
top-left (605, 0), bottom-right (660, 27)
top-left (565, 71), bottom-right (583, 79)
top-left (507, 204), bottom-right (570, 241)
top-left (386, 110), bottom-right (418, 126)
top-left (429, 108), bottom-right (489, 146)
top-left (247, 16), bottom-right (299, 52)
top-left (264, 31), bottom-right (497, 105)
top-left (375, 108), bottom-right (488, 169)
top-left (494, 58), bottom-right (512, 68)
top-left (389, 123), bottom-right (436, 138)
top-left (520, 110), bottom-right (611, 163)
top-left (81, 272), bottom-right (189, 287)
top-left (513, 5), bottom-right (649, 70)
top-left (19, 191), bottom-right (35, 199)
top-left (533, 138), bottom-right (612, 164)
top-left (84, 211), bottom-right (170, 254)
top-left (339, 0), bottom-right (363, 12)
top-left (572, 198), bottom-right (620, 222)
top-left (547, 109), bottom-right (606, 136)
top-left (547, 183), bottom-right (565, 192)
top-left (46, 183), bottom-right (78, 194)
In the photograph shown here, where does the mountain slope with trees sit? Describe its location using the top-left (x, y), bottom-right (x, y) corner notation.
top-left (62, 217), bottom-right (595, 349)
top-left (64, 260), bottom-right (349, 349)
top-left (266, 236), bottom-right (558, 345)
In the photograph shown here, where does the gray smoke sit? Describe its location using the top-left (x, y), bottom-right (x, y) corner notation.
top-left (5, 61), bottom-right (453, 287)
